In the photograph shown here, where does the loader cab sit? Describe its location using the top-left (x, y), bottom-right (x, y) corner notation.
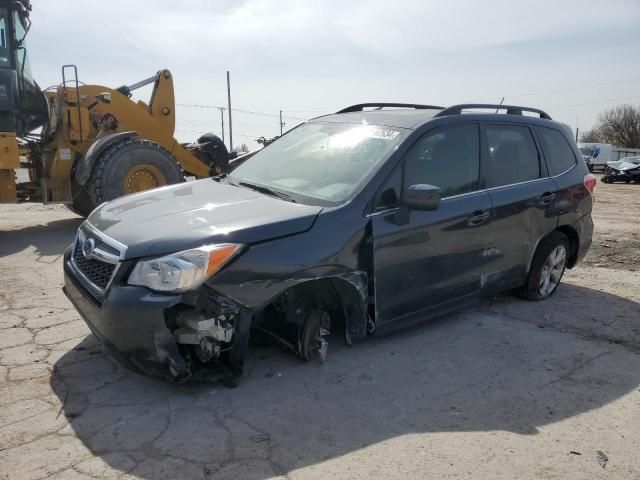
top-left (0, 0), bottom-right (47, 135)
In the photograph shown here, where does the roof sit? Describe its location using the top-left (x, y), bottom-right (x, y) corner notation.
top-left (309, 103), bottom-right (555, 130)
top-left (312, 109), bottom-right (442, 129)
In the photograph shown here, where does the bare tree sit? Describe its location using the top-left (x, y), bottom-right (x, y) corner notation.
top-left (579, 128), bottom-right (602, 143)
top-left (586, 104), bottom-right (640, 148)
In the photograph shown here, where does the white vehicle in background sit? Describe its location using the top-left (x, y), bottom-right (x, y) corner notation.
top-left (579, 143), bottom-right (640, 172)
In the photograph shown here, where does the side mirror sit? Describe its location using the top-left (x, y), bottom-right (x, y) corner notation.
top-left (402, 184), bottom-right (441, 211)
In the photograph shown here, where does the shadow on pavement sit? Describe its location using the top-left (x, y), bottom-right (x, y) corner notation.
top-left (51, 284), bottom-right (640, 479)
top-left (0, 217), bottom-right (82, 259)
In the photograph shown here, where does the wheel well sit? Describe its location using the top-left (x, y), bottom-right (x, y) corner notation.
top-left (556, 225), bottom-right (579, 268)
top-left (253, 276), bottom-right (368, 349)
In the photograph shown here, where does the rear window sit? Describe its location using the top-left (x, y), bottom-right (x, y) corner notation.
top-left (485, 124), bottom-right (540, 188)
top-left (536, 127), bottom-right (577, 176)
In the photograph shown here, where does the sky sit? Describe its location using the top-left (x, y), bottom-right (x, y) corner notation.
top-left (26, 0), bottom-right (640, 149)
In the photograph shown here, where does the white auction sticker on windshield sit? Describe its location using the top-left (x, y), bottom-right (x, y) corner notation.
top-left (366, 129), bottom-right (400, 140)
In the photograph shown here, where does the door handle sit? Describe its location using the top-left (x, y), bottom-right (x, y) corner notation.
top-left (467, 210), bottom-right (490, 226)
top-left (539, 192), bottom-right (556, 206)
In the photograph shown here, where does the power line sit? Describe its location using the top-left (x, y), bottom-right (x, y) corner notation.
top-left (547, 95), bottom-right (640, 109)
top-left (177, 103), bottom-right (308, 121)
top-left (503, 78), bottom-right (640, 100)
top-left (175, 129), bottom-right (264, 139)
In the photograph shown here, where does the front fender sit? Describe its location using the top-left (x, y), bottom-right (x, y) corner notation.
top-left (73, 131), bottom-right (138, 185)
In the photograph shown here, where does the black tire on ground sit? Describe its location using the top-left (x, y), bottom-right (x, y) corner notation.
top-left (587, 164), bottom-right (594, 173)
top-left (517, 231), bottom-right (570, 301)
top-left (87, 139), bottom-right (185, 207)
top-left (67, 181), bottom-right (94, 217)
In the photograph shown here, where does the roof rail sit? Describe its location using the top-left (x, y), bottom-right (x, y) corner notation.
top-left (337, 103), bottom-right (444, 114)
top-left (434, 104), bottom-right (552, 120)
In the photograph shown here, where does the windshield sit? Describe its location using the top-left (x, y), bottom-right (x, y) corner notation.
top-left (0, 7), bottom-right (10, 68)
top-left (228, 122), bottom-right (406, 205)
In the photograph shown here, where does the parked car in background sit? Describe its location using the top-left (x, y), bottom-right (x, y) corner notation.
top-left (602, 156), bottom-right (640, 183)
top-left (579, 143), bottom-right (640, 172)
top-left (63, 103), bottom-right (596, 384)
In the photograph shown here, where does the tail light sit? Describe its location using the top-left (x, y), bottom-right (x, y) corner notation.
top-left (584, 174), bottom-right (597, 199)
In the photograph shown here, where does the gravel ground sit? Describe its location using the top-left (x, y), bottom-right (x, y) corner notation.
top-left (0, 175), bottom-right (639, 480)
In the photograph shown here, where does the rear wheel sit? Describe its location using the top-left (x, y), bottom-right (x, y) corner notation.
top-left (87, 139), bottom-right (184, 207)
top-left (518, 231), bottom-right (569, 301)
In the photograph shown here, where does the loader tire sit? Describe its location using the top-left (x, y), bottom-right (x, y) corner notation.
top-left (67, 182), bottom-right (94, 217)
top-left (87, 139), bottom-right (185, 206)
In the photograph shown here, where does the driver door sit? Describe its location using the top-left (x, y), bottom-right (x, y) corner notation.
top-left (370, 123), bottom-right (491, 323)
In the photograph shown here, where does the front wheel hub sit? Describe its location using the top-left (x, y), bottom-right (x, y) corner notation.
top-left (122, 164), bottom-right (167, 194)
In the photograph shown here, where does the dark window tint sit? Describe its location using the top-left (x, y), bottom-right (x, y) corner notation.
top-left (403, 124), bottom-right (480, 198)
top-left (485, 125), bottom-right (540, 187)
top-left (536, 126), bottom-right (577, 176)
top-left (374, 166), bottom-right (402, 211)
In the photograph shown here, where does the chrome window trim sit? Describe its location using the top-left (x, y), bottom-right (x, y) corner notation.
top-left (367, 188), bottom-right (487, 217)
top-left (548, 162), bottom-right (576, 179)
top-left (486, 176), bottom-right (547, 192)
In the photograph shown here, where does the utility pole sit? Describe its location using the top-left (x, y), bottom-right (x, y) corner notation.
top-left (227, 71), bottom-right (233, 151)
top-left (575, 127), bottom-right (579, 143)
top-left (218, 107), bottom-right (225, 143)
top-left (279, 110), bottom-right (285, 135)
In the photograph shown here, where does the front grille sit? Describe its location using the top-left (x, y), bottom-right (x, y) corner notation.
top-left (72, 241), bottom-right (116, 290)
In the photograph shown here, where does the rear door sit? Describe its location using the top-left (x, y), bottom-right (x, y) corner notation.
top-left (482, 122), bottom-right (558, 291)
top-left (370, 123), bottom-right (492, 322)
top-left (535, 125), bottom-right (590, 227)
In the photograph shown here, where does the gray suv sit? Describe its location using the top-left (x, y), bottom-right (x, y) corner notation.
top-left (63, 103), bottom-right (596, 383)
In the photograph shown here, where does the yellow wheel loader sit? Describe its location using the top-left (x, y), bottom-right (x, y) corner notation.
top-left (0, 1), bottom-right (229, 215)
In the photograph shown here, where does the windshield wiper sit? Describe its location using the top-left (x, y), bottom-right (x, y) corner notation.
top-left (237, 181), bottom-right (296, 203)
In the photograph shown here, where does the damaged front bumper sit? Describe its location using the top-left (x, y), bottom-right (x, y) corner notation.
top-left (63, 249), bottom-right (248, 383)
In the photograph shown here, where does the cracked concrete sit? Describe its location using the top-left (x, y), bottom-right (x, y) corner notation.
top-left (1, 181), bottom-right (640, 479)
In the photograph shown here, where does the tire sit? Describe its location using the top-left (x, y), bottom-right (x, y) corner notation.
top-left (587, 164), bottom-right (594, 173)
top-left (518, 231), bottom-right (570, 301)
top-left (87, 139), bottom-right (185, 206)
top-left (67, 181), bottom-right (94, 217)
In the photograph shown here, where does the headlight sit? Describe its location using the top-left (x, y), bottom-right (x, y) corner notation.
top-left (128, 244), bottom-right (243, 292)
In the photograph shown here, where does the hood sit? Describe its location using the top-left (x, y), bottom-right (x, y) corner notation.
top-left (608, 160), bottom-right (640, 171)
top-left (87, 178), bottom-right (323, 259)
top-left (618, 161), bottom-right (640, 171)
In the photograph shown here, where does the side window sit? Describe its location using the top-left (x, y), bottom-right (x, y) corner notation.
top-left (535, 126), bottom-right (577, 176)
top-left (485, 124), bottom-right (540, 188)
top-left (374, 166), bottom-right (402, 211)
top-left (403, 124), bottom-right (480, 198)
top-left (0, 8), bottom-right (10, 67)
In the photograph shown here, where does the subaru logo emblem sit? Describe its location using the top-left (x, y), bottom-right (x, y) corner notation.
top-left (81, 237), bottom-right (96, 259)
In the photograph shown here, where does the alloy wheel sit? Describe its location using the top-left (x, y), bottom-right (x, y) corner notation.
top-left (538, 245), bottom-right (567, 297)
